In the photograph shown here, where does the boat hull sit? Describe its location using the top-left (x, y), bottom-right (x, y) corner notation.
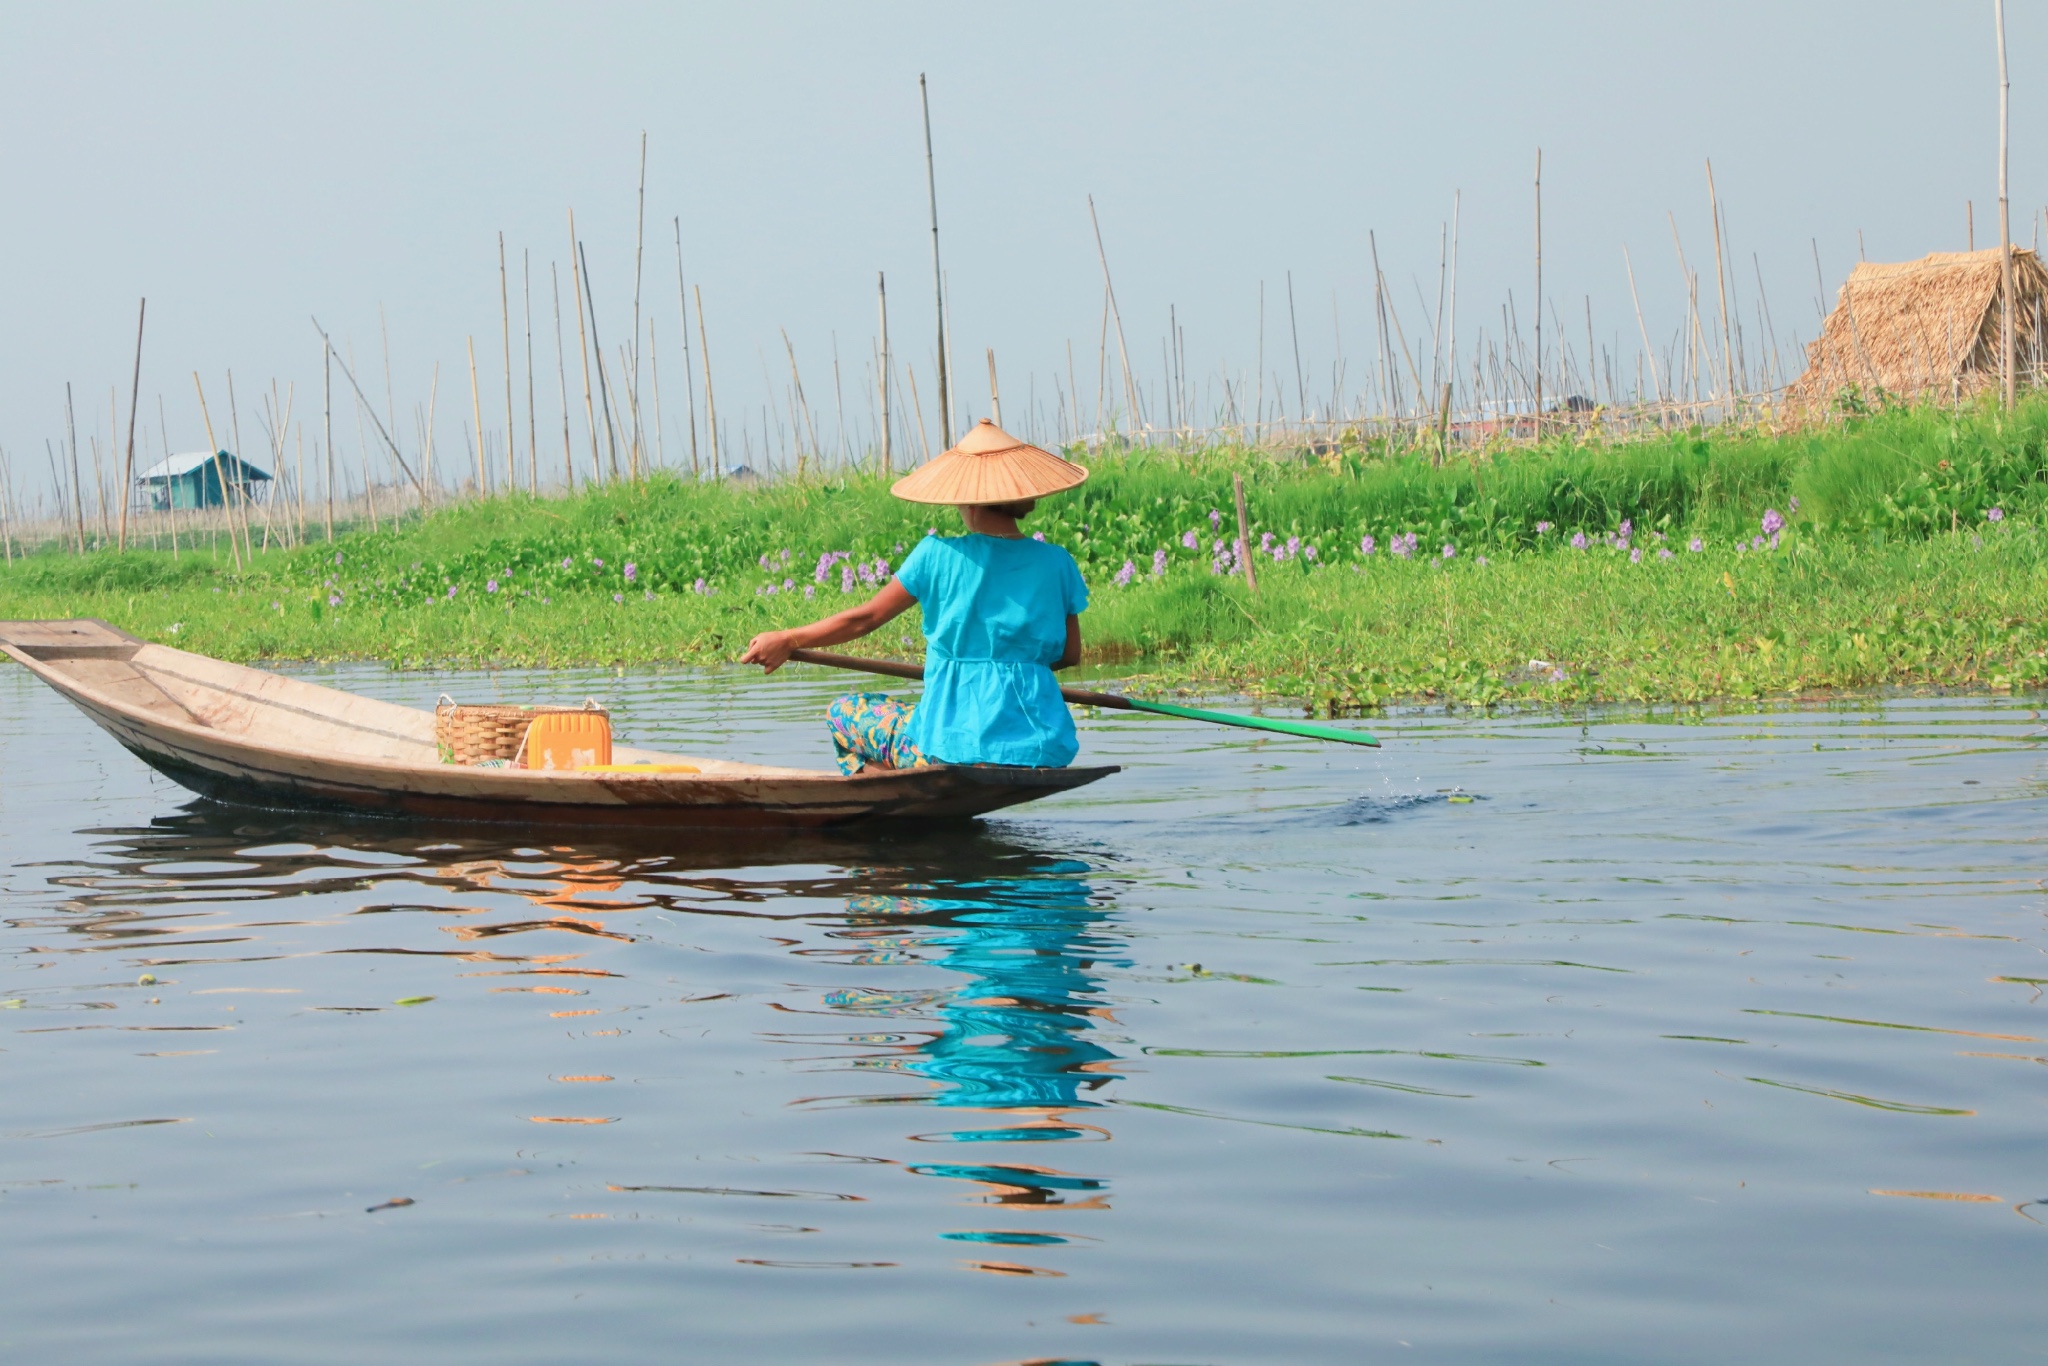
top-left (0, 620), bottom-right (1117, 829)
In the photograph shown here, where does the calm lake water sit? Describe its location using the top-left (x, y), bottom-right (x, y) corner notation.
top-left (3, 663), bottom-right (2045, 1364)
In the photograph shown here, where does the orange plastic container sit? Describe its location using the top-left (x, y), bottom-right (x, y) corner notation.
top-left (522, 711), bottom-right (612, 771)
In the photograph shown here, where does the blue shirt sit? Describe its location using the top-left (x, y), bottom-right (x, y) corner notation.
top-left (894, 533), bottom-right (1089, 768)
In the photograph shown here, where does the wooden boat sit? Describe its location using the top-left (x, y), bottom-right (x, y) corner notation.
top-left (0, 620), bottom-right (1119, 828)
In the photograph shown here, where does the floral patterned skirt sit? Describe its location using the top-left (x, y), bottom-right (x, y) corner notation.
top-left (826, 692), bottom-right (933, 775)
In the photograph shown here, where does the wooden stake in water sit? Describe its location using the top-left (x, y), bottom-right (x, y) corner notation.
top-left (64, 383), bottom-right (85, 553)
top-left (1233, 469), bottom-right (1258, 595)
top-left (524, 249), bottom-right (538, 493)
top-left (1088, 195), bottom-right (1139, 432)
top-left (579, 240), bottom-right (623, 480)
top-left (119, 297), bottom-right (145, 552)
top-left (569, 211), bottom-right (600, 482)
top-left (987, 348), bottom-right (1002, 426)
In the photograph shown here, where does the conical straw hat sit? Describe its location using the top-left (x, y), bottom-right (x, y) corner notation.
top-left (889, 419), bottom-right (1089, 505)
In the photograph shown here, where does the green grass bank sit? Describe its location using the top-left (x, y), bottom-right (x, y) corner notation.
top-left (7, 399), bottom-right (2048, 710)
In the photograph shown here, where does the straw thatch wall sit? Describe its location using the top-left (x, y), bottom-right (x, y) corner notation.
top-left (1788, 247), bottom-right (2048, 410)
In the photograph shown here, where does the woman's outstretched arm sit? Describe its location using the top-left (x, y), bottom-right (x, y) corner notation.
top-left (740, 581), bottom-right (917, 673)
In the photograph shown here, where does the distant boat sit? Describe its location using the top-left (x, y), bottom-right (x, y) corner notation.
top-left (0, 620), bottom-right (1116, 828)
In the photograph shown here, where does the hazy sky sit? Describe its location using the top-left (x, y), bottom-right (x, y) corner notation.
top-left (1, 2), bottom-right (2039, 503)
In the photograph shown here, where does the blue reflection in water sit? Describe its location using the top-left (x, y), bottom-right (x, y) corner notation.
top-left (826, 858), bottom-right (1126, 1113)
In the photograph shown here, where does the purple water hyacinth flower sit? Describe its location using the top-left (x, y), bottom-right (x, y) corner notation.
top-left (1788, 495), bottom-right (1800, 513)
top-left (624, 563), bottom-right (638, 583)
top-left (1391, 536), bottom-right (1412, 559)
top-left (928, 527), bottom-right (937, 536)
top-left (486, 579), bottom-right (499, 594)
top-left (758, 554), bottom-right (771, 571)
top-left (780, 549), bottom-right (792, 563)
top-left (894, 543), bottom-right (903, 553)
top-left (693, 577), bottom-right (708, 595)
top-left (613, 592), bottom-right (624, 603)
top-left (1760, 508), bottom-right (1785, 536)
top-left (644, 589), bottom-right (655, 600)
top-left (1260, 531), bottom-right (1275, 553)
top-left (1768, 533), bottom-right (1780, 551)
top-left (783, 578), bottom-right (795, 591)
top-left (1689, 537), bottom-right (1704, 552)
top-left (1152, 548), bottom-right (1168, 577)
top-left (1305, 545), bottom-right (1318, 561)
top-left (327, 593), bottom-right (342, 607)
top-left (593, 558), bottom-right (603, 568)
top-left (1988, 506), bottom-right (2006, 522)
top-left (1658, 548), bottom-right (1675, 560)
top-left (1114, 560), bottom-right (1136, 588)
top-left (875, 558), bottom-right (890, 579)
top-left (1182, 529), bottom-right (1200, 549)
top-left (1535, 521), bottom-right (1552, 534)
top-left (1361, 534), bottom-right (1377, 556)
top-left (1570, 532), bottom-right (1589, 550)
top-left (562, 557), bottom-right (573, 569)
top-left (1619, 519), bottom-right (1633, 539)
top-left (1751, 535), bottom-right (1765, 550)
top-left (334, 552), bottom-right (343, 566)
top-left (1476, 555), bottom-right (1489, 566)
top-left (1442, 543), bottom-right (1456, 560)
top-left (1735, 542), bottom-right (1747, 554)
top-left (1630, 547), bottom-right (1643, 563)
top-left (841, 565), bottom-right (856, 592)
top-left (446, 585), bottom-right (459, 599)
top-left (804, 585), bottom-right (815, 599)
top-left (1032, 531), bottom-right (1046, 542)
top-left (1210, 509), bottom-right (1223, 529)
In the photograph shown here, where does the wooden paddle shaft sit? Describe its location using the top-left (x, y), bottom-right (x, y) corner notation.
top-left (785, 647), bottom-right (1135, 711)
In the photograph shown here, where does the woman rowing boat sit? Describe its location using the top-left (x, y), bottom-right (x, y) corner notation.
top-left (741, 420), bottom-right (1091, 775)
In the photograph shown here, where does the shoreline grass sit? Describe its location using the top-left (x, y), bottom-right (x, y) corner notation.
top-left (6, 399), bottom-right (2048, 711)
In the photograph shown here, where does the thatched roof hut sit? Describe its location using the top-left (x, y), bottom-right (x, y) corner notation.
top-left (1788, 247), bottom-right (2048, 409)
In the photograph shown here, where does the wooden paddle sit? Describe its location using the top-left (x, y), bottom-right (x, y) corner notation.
top-left (785, 648), bottom-right (1381, 748)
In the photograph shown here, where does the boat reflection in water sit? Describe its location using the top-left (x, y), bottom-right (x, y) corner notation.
top-left (52, 805), bottom-right (1128, 1274)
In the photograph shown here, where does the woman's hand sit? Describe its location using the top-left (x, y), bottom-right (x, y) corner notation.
top-left (741, 629), bottom-right (799, 673)
top-left (739, 582), bottom-right (919, 674)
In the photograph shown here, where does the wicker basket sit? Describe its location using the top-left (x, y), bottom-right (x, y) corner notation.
top-left (434, 697), bottom-right (608, 766)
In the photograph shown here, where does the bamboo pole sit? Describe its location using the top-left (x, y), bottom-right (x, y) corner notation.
top-left (552, 262), bottom-right (574, 490)
top-left (1087, 195), bottom-right (1139, 431)
top-left (1706, 159), bottom-right (1736, 409)
top-left (1533, 148), bottom-right (1543, 439)
top-left (499, 232), bottom-right (517, 490)
top-left (877, 271), bottom-right (892, 474)
top-left (629, 131), bottom-right (648, 479)
top-left (191, 373), bottom-right (239, 570)
top-left (1998, 0), bottom-right (2016, 409)
top-left (64, 383), bottom-right (85, 552)
top-left (695, 284), bottom-right (721, 476)
top-left (119, 297), bottom-right (145, 551)
top-left (674, 219), bottom-right (699, 477)
top-left (160, 394), bottom-right (181, 557)
top-left (920, 74), bottom-right (952, 446)
top-left (310, 320), bottom-right (429, 499)
top-left (466, 336), bottom-right (486, 495)
top-left (1287, 270), bottom-right (1306, 428)
top-left (579, 240), bottom-right (623, 479)
top-left (322, 345), bottom-right (334, 541)
top-left (1232, 470), bottom-right (1258, 594)
top-left (986, 347), bottom-right (1002, 426)
top-left (569, 211), bottom-right (600, 482)
top-left (524, 248), bottom-right (537, 493)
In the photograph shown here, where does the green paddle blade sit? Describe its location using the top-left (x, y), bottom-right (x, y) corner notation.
top-left (1120, 697), bottom-right (1380, 747)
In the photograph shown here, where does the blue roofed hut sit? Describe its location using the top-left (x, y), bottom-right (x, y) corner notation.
top-left (135, 450), bottom-right (272, 510)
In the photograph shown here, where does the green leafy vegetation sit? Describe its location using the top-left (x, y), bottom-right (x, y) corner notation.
top-left (6, 398), bottom-right (2048, 709)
